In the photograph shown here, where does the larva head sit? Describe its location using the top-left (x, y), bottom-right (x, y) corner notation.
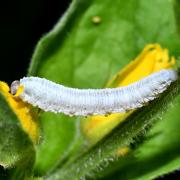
top-left (10, 80), bottom-right (24, 96)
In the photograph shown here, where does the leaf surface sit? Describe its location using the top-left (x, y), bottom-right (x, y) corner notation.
top-left (28, 0), bottom-right (180, 178)
top-left (0, 92), bottom-right (35, 179)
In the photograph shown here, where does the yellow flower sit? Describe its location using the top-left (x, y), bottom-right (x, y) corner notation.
top-left (0, 81), bottom-right (39, 143)
top-left (82, 44), bottom-right (175, 146)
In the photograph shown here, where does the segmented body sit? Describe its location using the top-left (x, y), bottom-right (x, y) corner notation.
top-left (13, 70), bottom-right (177, 116)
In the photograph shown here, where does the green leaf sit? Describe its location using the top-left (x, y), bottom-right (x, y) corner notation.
top-left (0, 92), bottom-right (35, 179)
top-left (34, 113), bottom-right (78, 176)
top-left (91, 81), bottom-right (180, 180)
top-left (174, 0), bottom-right (180, 38)
top-left (44, 80), bottom-right (180, 180)
top-left (28, 0), bottom-right (180, 178)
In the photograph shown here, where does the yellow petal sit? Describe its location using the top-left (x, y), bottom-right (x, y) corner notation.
top-left (115, 146), bottom-right (130, 157)
top-left (0, 81), bottom-right (39, 143)
top-left (82, 44), bottom-right (176, 145)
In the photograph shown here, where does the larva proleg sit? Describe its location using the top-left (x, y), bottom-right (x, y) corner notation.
top-left (11, 69), bottom-right (177, 116)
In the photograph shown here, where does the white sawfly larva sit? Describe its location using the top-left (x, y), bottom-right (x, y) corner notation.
top-left (10, 69), bottom-right (177, 116)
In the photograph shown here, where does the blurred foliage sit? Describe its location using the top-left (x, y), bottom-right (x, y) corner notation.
top-left (0, 91), bottom-right (35, 179)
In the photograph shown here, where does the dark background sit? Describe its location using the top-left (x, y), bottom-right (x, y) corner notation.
top-left (0, 0), bottom-right (179, 179)
top-left (0, 0), bottom-right (70, 84)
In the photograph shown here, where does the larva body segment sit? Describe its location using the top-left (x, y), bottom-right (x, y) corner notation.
top-left (17, 70), bottom-right (177, 116)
